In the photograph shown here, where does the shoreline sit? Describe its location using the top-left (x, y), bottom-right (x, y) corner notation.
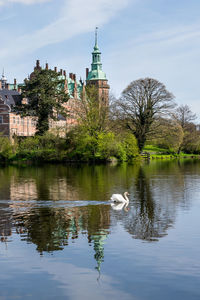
top-left (1, 154), bottom-right (200, 166)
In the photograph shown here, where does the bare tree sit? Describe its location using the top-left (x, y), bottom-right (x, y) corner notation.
top-left (150, 118), bottom-right (184, 153)
top-left (173, 104), bottom-right (198, 153)
top-left (173, 104), bottom-right (196, 129)
top-left (117, 78), bottom-right (175, 152)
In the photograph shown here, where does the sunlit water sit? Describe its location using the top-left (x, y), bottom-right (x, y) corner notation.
top-left (0, 160), bottom-right (200, 300)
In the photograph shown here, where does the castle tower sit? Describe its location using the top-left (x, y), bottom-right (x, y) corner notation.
top-left (86, 28), bottom-right (109, 105)
top-left (0, 69), bottom-right (7, 89)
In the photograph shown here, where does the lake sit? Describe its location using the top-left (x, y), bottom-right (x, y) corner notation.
top-left (0, 160), bottom-right (200, 300)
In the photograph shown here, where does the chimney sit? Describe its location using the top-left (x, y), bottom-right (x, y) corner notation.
top-left (73, 79), bottom-right (77, 98)
top-left (0, 81), bottom-right (2, 90)
top-left (86, 68), bottom-right (89, 79)
top-left (60, 69), bottom-right (63, 75)
top-left (54, 67), bottom-right (57, 73)
top-left (18, 86), bottom-right (22, 93)
top-left (69, 73), bottom-right (73, 79)
top-left (6, 83), bottom-right (10, 90)
top-left (14, 78), bottom-right (17, 90)
top-left (36, 60), bottom-right (40, 68)
top-left (45, 63), bottom-right (49, 70)
top-left (63, 70), bottom-right (66, 78)
top-left (64, 79), bottom-right (68, 93)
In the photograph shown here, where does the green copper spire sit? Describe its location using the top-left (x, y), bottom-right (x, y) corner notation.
top-left (95, 26), bottom-right (98, 49)
top-left (87, 28), bottom-right (107, 81)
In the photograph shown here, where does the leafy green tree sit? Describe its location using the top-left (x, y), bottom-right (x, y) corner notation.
top-left (15, 69), bottom-right (69, 135)
top-left (117, 78), bottom-right (175, 152)
top-left (0, 135), bottom-right (14, 161)
top-left (74, 85), bottom-right (108, 137)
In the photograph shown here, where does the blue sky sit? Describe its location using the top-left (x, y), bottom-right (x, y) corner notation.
top-left (0, 0), bottom-right (200, 119)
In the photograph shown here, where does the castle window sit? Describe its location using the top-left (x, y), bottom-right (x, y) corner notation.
top-left (13, 117), bottom-right (16, 124)
top-left (0, 116), bottom-right (3, 124)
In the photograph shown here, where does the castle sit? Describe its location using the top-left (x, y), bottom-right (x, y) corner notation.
top-left (0, 30), bottom-right (109, 137)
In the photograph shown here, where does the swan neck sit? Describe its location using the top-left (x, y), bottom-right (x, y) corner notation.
top-left (124, 193), bottom-right (129, 203)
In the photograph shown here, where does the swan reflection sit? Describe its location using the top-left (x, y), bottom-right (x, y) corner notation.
top-left (111, 202), bottom-right (129, 212)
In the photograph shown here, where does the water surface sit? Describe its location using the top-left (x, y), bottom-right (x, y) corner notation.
top-left (0, 160), bottom-right (200, 299)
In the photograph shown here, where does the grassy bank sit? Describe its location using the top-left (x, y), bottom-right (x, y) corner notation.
top-left (142, 145), bottom-right (200, 160)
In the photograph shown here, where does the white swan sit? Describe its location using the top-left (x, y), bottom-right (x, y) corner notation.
top-left (110, 192), bottom-right (130, 204)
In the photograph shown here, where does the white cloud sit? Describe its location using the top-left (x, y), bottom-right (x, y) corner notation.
top-left (0, 0), bottom-right (130, 58)
top-left (0, 0), bottom-right (50, 5)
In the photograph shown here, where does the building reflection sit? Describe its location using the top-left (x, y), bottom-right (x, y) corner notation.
top-left (0, 166), bottom-right (13, 240)
top-left (12, 204), bottom-right (110, 274)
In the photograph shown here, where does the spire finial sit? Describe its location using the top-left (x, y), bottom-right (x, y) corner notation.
top-left (95, 27), bottom-right (98, 47)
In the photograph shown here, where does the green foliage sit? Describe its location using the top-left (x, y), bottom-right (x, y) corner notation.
top-left (16, 133), bottom-right (67, 162)
top-left (15, 69), bottom-right (69, 135)
top-left (75, 85), bottom-right (108, 137)
top-left (122, 133), bottom-right (139, 160)
top-left (66, 129), bottom-right (139, 162)
top-left (0, 137), bottom-right (15, 161)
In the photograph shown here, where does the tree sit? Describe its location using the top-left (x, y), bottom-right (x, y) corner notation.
top-left (117, 78), bottom-right (175, 152)
top-left (150, 118), bottom-right (184, 153)
top-left (173, 104), bottom-right (198, 153)
top-left (73, 85), bottom-right (108, 137)
top-left (16, 69), bottom-right (69, 135)
top-left (173, 104), bottom-right (196, 129)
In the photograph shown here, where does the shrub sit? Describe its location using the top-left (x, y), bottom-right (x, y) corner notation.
top-left (66, 129), bottom-right (139, 162)
top-left (122, 133), bottom-right (139, 160)
top-left (0, 137), bottom-right (14, 161)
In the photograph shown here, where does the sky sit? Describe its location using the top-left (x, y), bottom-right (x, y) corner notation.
top-left (0, 0), bottom-right (200, 120)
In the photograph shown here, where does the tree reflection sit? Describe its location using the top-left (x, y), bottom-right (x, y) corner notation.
top-left (119, 165), bottom-right (177, 241)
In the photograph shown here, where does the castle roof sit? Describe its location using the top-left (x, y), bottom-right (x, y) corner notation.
top-left (0, 89), bottom-right (21, 107)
